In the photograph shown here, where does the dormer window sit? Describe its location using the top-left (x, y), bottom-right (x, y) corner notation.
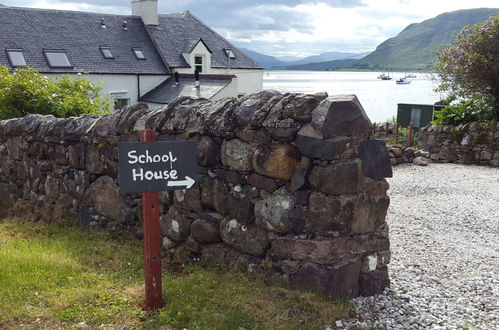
top-left (100, 47), bottom-right (114, 59)
top-left (195, 56), bottom-right (203, 72)
top-left (6, 49), bottom-right (27, 67)
top-left (44, 50), bottom-right (72, 68)
top-left (133, 48), bottom-right (146, 60)
top-left (225, 49), bottom-right (236, 59)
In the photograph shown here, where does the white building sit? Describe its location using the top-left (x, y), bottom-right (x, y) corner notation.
top-left (0, 1), bottom-right (263, 109)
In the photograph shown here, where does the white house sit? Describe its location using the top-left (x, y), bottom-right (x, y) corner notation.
top-left (0, 1), bottom-right (263, 110)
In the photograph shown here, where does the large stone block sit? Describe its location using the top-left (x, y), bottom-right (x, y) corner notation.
top-left (227, 193), bottom-right (255, 225)
top-left (311, 95), bottom-right (371, 138)
top-left (247, 173), bottom-right (278, 193)
top-left (308, 159), bottom-right (362, 195)
top-left (221, 139), bottom-right (255, 171)
top-left (270, 237), bottom-right (351, 265)
top-left (308, 192), bottom-right (352, 236)
top-left (295, 124), bottom-right (355, 160)
top-left (290, 259), bottom-right (361, 298)
top-left (190, 218), bottom-right (221, 243)
top-left (197, 136), bottom-right (221, 166)
top-left (252, 144), bottom-right (301, 180)
top-left (254, 191), bottom-right (294, 233)
top-left (201, 177), bottom-right (229, 214)
top-left (85, 176), bottom-right (126, 222)
top-left (219, 219), bottom-right (270, 257)
top-left (359, 140), bottom-right (393, 180)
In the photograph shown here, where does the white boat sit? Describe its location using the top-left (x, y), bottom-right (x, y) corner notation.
top-left (396, 77), bottom-right (411, 84)
top-left (405, 73), bottom-right (417, 78)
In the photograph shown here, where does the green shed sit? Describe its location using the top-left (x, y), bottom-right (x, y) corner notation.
top-left (396, 103), bottom-right (445, 128)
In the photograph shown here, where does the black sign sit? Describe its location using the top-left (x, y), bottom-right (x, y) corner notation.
top-left (118, 141), bottom-right (198, 193)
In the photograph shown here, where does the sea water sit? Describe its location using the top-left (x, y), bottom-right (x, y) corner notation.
top-left (263, 70), bottom-right (443, 123)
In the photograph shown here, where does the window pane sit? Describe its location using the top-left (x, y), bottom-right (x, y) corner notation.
top-left (133, 49), bottom-right (145, 59)
top-left (45, 52), bottom-right (71, 67)
top-left (195, 56), bottom-right (202, 64)
top-left (101, 48), bottom-right (113, 59)
top-left (7, 50), bottom-right (26, 67)
top-left (195, 65), bottom-right (203, 73)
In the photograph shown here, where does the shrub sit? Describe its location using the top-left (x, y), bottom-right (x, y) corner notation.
top-left (434, 15), bottom-right (499, 121)
top-left (0, 66), bottom-right (112, 120)
top-left (432, 99), bottom-right (493, 125)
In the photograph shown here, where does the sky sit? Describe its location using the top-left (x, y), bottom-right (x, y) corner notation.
top-left (2, 0), bottom-right (499, 59)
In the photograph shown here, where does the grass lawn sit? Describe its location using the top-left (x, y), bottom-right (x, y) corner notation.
top-left (0, 219), bottom-right (351, 329)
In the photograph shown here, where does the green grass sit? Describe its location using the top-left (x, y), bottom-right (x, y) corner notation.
top-left (0, 219), bottom-right (351, 329)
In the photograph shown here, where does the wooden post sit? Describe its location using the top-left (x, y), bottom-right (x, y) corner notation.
top-left (138, 129), bottom-right (164, 310)
top-left (395, 123), bottom-right (399, 140)
top-left (408, 124), bottom-right (413, 147)
top-left (385, 122), bottom-right (389, 138)
top-left (373, 123), bottom-right (376, 136)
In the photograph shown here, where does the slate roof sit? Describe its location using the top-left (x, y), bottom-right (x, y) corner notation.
top-left (0, 6), bottom-right (261, 74)
top-left (148, 11), bottom-right (262, 69)
top-left (140, 75), bottom-right (232, 104)
top-left (0, 6), bottom-right (168, 74)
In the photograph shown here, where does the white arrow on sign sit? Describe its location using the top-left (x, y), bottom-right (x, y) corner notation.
top-left (167, 176), bottom-right (195, 189)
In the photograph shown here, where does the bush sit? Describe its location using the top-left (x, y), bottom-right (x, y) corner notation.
top-left (434, 15), bottom-right (499, 120)
top-left (0, 66), bottom-right (112, 120)
top-left (432, 99), bottom-right (494, 125)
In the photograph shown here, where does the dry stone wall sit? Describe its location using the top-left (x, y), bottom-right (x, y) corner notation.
top-left (419, 122), bottom-right (499, 166)
top-left (0, 91), bottom-right (393, 298)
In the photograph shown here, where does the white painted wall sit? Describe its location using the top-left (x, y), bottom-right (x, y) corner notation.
top-left (45, 73), bottom-right (167, 107)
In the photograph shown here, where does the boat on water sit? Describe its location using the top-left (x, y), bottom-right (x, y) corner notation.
top-left (405, 73), bottom-right (417, 78)
top-left (381, 75), bottom-right (392, 80)
top-left (396, 77), bottom-right (411, 84)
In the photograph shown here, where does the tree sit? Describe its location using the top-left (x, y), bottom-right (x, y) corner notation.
top-left (434, 14), bottom-right (499, 121)
top-left (0, 66), bottom-right (112, 120)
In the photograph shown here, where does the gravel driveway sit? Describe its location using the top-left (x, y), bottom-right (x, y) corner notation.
top-left (345, 163), bottom-right (499, 329)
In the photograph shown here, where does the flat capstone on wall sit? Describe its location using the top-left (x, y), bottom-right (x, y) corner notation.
top-left (0, 91), bottom-right (393, 298)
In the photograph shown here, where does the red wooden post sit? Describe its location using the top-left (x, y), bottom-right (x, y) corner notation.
top-left (395, 123), bottom-right (399, 140)
top-left (385, 122), bottom-right (389, 138)
top-left (408, 124), bottom-right (413, 147)
top-left (138, 129), bottom-right (164, 310)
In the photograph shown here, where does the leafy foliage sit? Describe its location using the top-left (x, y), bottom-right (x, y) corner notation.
top-left (432, 100), bottom-right (492, 125)
top-left (0, 66), bottom-right (112, 120)
top-left (434, 14), bottom-right (499, 121)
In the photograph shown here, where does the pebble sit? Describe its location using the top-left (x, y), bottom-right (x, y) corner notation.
top-left (342, 164), bottom-right (499, 329)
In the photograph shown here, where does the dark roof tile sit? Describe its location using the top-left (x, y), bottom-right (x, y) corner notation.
top-left (0, 6), bottom-right (168, 74)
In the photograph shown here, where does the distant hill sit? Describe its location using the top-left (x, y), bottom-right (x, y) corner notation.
top-left (284, 52), bottom-right (368, 66)
top-left (239, 48), bottom-right (367, 69)
top-left (356, 8), bottom-right (499, 70)
top-left (239, 48), bottom-right (286, 69)
top-left (275, 59), bottom-right (359, 71)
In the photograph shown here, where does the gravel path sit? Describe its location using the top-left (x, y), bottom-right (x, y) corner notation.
top-left (345, 163), bottom-right (499, 329)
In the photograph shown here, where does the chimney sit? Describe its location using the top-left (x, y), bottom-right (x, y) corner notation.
top-left (131, 0), bottom-right (159, 26)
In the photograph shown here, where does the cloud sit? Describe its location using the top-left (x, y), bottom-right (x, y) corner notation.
top-left (2, 0), bottom-right (499, 57)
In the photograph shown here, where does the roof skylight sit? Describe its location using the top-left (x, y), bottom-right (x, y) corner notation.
top-left (100, 47), bottom-right (114, 59)
top-left (133, 48), bottom-right (146, 60)
top-left (44, 50), bottom-right (72, 68)
top-left (6, 49), bottom-right (27, 67)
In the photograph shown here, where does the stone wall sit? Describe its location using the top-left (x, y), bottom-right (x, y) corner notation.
top-left (0, 91), bottom-right (393, 298)
top-left (419, 122), bottom-right (499, 166)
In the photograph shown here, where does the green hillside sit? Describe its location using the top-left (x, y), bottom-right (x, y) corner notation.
top-left (357, 8), bottom-right (499, 70)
